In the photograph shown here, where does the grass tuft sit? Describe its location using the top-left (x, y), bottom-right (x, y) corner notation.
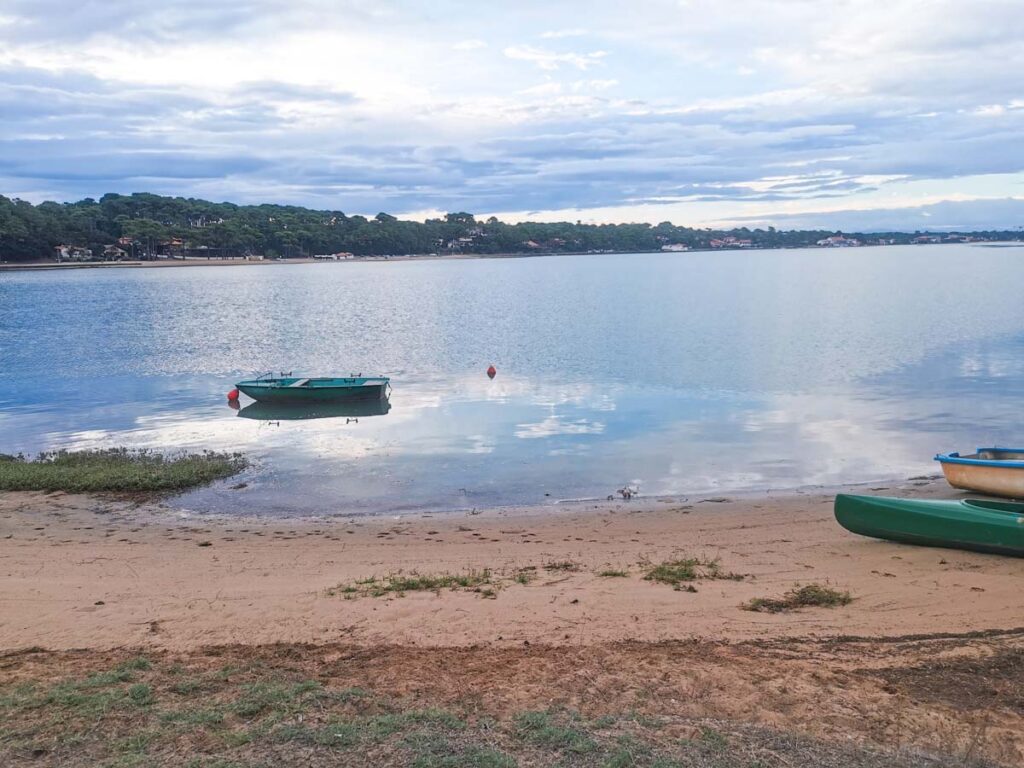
top-left (514, 710), bottom-right (597, 754)
top-left (543, 561), bottom-right (580, 572)
top-left (742, 583), bottom-right (853, 613)
top-left (0, 448), bottom-right (245, 494)
top-left (643, 557), bottom-right (743, 589)
top-left (329, 570), bottom-right (494, 598)
top-left (597, 569), bottom-right (629, 578)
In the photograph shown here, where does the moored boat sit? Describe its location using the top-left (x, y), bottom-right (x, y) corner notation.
top-left (834, 493), bottom-right (1024, 557)
top-left (935, 448), bottom-right (1024, 498)
top-left (235, 375), bottom-right (390, 403)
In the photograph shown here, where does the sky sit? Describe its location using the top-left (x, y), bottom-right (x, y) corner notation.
top-left (1, 0), bottom-right (1023, 231)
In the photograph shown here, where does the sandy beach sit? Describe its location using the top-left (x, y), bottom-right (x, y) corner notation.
top-left (2, 477), bottom-right (1022, 651)
top-left (2, 478), bottom-right (1022, 765)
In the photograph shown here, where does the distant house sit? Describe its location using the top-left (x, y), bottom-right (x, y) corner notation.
top-left (709, 237), bottom-right (752, 248)
top-left (188, 215), bottom-right (224, 228)
top-left (55, 244), bottom-right (93, 262)
top-left (157, 238), bottom-right (186, 258)
top-left (816, 235), bottom-right (861, 247)
top-left (102, 245), bottom-right (130, 260)
top-left (522, 240), bottom-right (542, 249)
top-left (912, 234), bottom-right (942, 244)
top-left (661, 243), bottom-right (689, 252)
top-left (313, 252), bottom-right (355, 261)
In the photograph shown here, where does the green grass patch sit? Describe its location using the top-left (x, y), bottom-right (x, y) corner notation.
top-left (513, 567), bottom-right (536, 585)
top-left (514, 709), bottom-right (598, 754)
top-left (543, 560), bottom-right (580, 572)
top-left (0, 659), bottom-right (988, 768)
top-left (329, 570), bottom-right (494, 598)
top-left (597, 569), bottom-right (630, 578)
top-left (230, 680), bottom-right (323, 718)
top-left (742, 583), bottom-right (853, 613)
top-left (0, 448), bottom-right (245, 494)
top-left (643, 557), bottom-right (743, 589)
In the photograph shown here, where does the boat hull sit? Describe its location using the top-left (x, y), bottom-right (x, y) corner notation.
top-left (236, 376), bottom-right (389, 403)
top-left (936, 449), bottom-right (1024, 499)
top-left (834, 493), bottom-right (1024, 557)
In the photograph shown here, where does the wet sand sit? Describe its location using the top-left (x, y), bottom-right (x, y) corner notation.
top-left (2, 477), bottom-right (1021, 652)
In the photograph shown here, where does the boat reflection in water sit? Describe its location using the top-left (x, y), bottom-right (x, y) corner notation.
top-left (236, 397), bottom-right (391, 422)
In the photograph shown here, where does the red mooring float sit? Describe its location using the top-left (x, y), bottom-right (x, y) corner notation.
top-left (227, 388), bottom-right (240, 402)
top-left (486, 365), bottom-right (497, 379)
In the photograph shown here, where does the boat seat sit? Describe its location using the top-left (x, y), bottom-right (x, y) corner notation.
top-left (289, 378), bottom-right (311, 387)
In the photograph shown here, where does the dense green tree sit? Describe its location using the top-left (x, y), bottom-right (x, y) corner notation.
top-left (0, 192), bottom-right (1017, 263)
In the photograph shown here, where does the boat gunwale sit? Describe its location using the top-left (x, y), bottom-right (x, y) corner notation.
top-left (935, 447), bottom-right (1024, 469)
top-left (962, 498), bottom-right (1024, 515)
top-left (236, 377), bottom-right (389, 390)
top-left (841, 493), bottom-right (1024, 515)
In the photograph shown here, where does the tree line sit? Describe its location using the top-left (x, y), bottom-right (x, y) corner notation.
top-left (0, 192), bottom-right (1018, 262)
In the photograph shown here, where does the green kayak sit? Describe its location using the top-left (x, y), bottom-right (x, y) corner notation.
top-left (834, 493), bottom-right (1024, 557)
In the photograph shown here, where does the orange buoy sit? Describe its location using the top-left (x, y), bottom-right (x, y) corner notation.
top-left (486, 365), bottom-right (496, 379)
top-left (227, 388), bottom-right (240, 402)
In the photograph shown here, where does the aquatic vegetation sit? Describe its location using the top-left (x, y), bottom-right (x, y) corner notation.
top-left (0, 448), bottom-right (245, 494)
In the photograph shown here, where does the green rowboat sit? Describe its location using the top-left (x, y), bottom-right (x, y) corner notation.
top-left (235, 375), bottom-right (389, 403)
top-left (834, 493), bottom-right (1024, 557)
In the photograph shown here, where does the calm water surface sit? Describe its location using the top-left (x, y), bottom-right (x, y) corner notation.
top-left (2, 245), bottom-right (1023, 515)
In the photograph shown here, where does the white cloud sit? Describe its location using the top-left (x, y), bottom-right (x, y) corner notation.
top-left (453, 38), bottom-right (487, 50)
top-left (503, 45), bottom-right (608, 71)
top-left (540, 28), bottom-right (588, 39)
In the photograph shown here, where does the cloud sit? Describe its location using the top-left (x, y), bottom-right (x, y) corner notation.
top-left (503, 45), bottom-right (608, 71)
top-left (453, 39), bottom-right (487, 51)
top-left (540, 28), bottom-right (588, 39)
top-left (0, 1), bottom-right (1022, 227)
top-left (721, 197), bottom-right (1024, 232)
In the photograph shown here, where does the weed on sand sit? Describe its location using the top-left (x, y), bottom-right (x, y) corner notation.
top-left (328, 570), bottom-right (495, 599)
top-left (742, 584), bottom-right (852, 613)
top-left (643, 556), bottom-right (745, 590)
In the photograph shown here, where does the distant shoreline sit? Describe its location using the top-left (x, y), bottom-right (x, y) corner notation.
top-left (2, 240), bottom-right (1021, 273)
top-left (0, 250), bottom-right (642, 272)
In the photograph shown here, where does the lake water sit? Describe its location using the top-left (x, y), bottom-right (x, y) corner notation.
top-left (2, 245), bottom-right (1024, 515)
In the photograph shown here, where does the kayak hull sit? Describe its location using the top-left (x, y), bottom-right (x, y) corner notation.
top-left (834, 493), bottom-right (1024, 557)
top-left (935, 448), bottom-right (1024, 499)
